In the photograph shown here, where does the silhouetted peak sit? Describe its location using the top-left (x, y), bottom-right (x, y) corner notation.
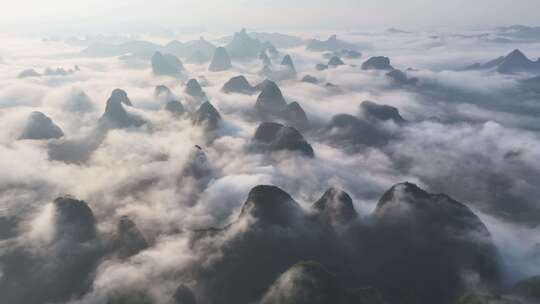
top-left (301, 75), bottom-right (319, 84)
top-left (506, 49), bottom-right (528, 61)
top-left (222, 75), bottom-right (256, 95)
top-left (282, 101), bottom-right (309, 130)
top-left (328, 56), bottom-right (345, 66)
top-left (151, 52), bottom-right (184, 76)
top-left (374, 182), bottom-right (489, 234)
top-left (154, 85), bottom-right (173, 100)
top-left (192, 101), bottom-right (221, 130)
top-left (239, 185), bottom-right (301, 225)
top-left (361, 56), bottom-right (394, 70)
top-left (53, 196), bottom-right (96, 242)
top-left (313, 187), bottom-right (357, 223)
top-left (19, 111), bottom-right (64, 140)
top-left (116, 215), bottom-right (148, 257)
top-left (386, 69), bottom-right (418, 86)
top-left (256, 80), bottom-right (287, 114)
top-left (253, 122), bottom-right (314, 157)
top-left (209, 47), bottom-right (232, 72)
top-left (280, 54), bottom-right (295, 71)
top-left (165, 100), bottom-right (185, 116)
top-left (260, 261), bottom-right (341, 304)
top-left (377, 182), bottom-right (430, 208)
top-left (185, 78), bottom-right (206, 98)
top-left (173, 285), bottom-right (197, 304)
top-left (110, 88), bottom-right (132, 106)
top-left (360, 100), bottom-right (406, 124)
top-left (99, 89), bottom-right (145, 129)
top-left (182, 145), bottom-right (212, 179)
top-left (324, 113), bottom-right (392, 148)
top-left (497, 49), bottom-right (539, 73)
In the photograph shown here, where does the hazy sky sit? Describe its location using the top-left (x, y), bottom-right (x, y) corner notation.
top-left (1, 0), bottom-right (539, 34)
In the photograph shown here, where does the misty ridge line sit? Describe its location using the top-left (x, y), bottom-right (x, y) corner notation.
top-left (0, 25), bottom-right (539, 304)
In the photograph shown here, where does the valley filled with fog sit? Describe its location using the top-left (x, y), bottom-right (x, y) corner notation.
top-left (1, 25), bottom-right (540, 304)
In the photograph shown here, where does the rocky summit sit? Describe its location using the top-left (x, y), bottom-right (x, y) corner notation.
top-left (19, 111), bottom-right (64, 140)
top-left (361, 56), bottom-right (394, 70)
top-left (209, 46), bottom-right (233, 71)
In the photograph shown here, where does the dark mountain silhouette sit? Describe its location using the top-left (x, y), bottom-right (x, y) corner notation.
top-left (54, 196), bottom-right (97, 242)
top-left (307, 35), bottom-right (358, 52)
top-left (221, 75), bottom-right (256, 95)
top-left (191, 101), bottom-right (221, 130)
top-left (282, 101), bottom-right (309, 130)
top-left (209, 47), bottom-right (232, 71)
top-left (98, 89), bottom-right (145, 129)
top-left (313, 187), bottom-right (358, 225)
top-left (261, 261), bottom-right (385, 304)
top-left (465, 49), bottom-right (540, 74)
top-left (328, 56), bottom-right (345, 67)
top-left (251, 122), bottom-right (314, 157)
top-left (0, 196), bottom-right (102, 304)
top-left (362, 56), bottom-right (394, 70)
top-left (185, 78), bottom-right (207, 99)
top-left (165, 100), bottom-right (185, 116)
top-left (113, 215), bottom-right (148, 258)
top-left (19, 112), bottom-right (64, 140)
top-left (151, 52), bottom-right (184, 76)
top-left (321, 113), bottom-right (394, 149)
top-left (186, 183), bottom-right (500, 304)
top-left (359, 100), bottom-right (406, 124)
top-left (255, 80), bottom-right (288, 115)
top-left (255, 80), bottom-right (309, 129)
top-left (280, 54), bottom-right (296, 72)
top-left (385, 69), bottom-right (418, 86)
top-left (302, 75), bottom-right (320, 84)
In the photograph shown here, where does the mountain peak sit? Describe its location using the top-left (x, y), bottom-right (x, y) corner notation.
top-left (313, 187), bottom-right (357, 223)
top-left (53, 196), bottom-right (97, 242)
top-left (99, 89), bottom-right (145, 129)
top-left (19, 111), bottom-right (64, 140)
top-left (192, 101), bottom-right (221, 130)
top-left (280, 54), bottom-right (295, 71)
top-left (151, 52), bottom-right (184, 76)
top-left (507, 49), bottom-right (527, 60)
top-left (222, 75), bottom-right (256, 95)
top-left (239, 185), bottom-right (301, 225)
top-left (360, 100), bottom-right (406, 124)
top-left (362, 56), bottom-right (394, 70)
top-left (252, 122), bottom-right (314, 157)
top-left (209, 47), bottom-right (232, 71)
top-left (255, 80), bottom-right (287, 114)
top-left (185, 78), bottom-right (206, 98)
